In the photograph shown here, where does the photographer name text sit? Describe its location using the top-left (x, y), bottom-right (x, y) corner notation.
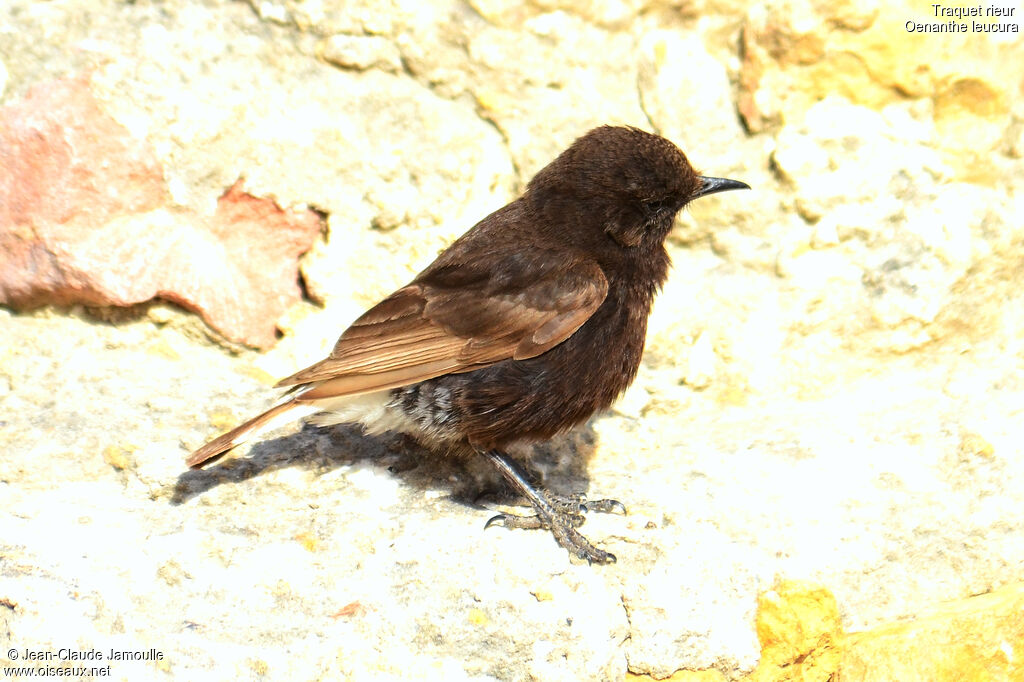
top-left (11, 648), bottom-right (163, 662)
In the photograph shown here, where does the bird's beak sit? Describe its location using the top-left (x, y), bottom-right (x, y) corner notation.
top-left (693, 176), bottom-right (750, 199)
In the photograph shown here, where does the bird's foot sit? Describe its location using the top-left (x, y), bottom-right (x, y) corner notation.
top-left (485, 490), bottom-right (626, 564)
top-left (479, 449), bottom-right (625, 565)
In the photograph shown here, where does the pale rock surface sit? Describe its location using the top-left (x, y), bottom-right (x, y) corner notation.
top-left (319, 34), bottom-right (403, 72)
top-left (738, 0), bottom-right (1023, 182)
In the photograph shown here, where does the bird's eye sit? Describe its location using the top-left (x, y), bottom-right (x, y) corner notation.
top-left (641, 198), bottom-right (672, 216)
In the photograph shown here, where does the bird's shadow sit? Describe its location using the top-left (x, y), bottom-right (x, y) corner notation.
top-left (170, 420), bottom-right (601, 511)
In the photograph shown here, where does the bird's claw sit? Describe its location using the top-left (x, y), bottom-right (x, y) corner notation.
top-left (483, 490), bottom-right (624, 564)
top-left (583, 498), bottom-right (627, 515)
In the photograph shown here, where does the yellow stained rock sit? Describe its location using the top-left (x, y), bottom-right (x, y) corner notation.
top-left (294, 532), bottom-right (320, 552)
top-left (146, 338), bottom-right (181, 360)
top-left (246, 658), bottom-right (269, 676)
top-left (241, 364), bottom-right (279, 386)
top-left (748, 580), bottom-right (843, 682)
top-left (838, 583), bottom-right (1024, 681)
top-left (654, 581), bottom-right (1024, 681)
top-left (959, 431), bottom-right (996, 459)
top-left (714, 378), bottom-right (750, 407)
top-left (530, 588), bottom-right (555, 602)
top-left (467, 608), bottom-right (489, 626)
top-left (739, 0), bottom-right (1020, 177)
top-left (102, 443), bottom-right (137, 471)
top-left (208, 410), bottom-right (239, 431)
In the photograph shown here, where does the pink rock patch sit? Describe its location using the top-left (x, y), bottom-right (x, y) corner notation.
top-left (0, 75), bottom-right (323, 348)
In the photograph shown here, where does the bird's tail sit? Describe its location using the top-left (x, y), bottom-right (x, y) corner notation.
top-left (186, 400), bottom-right (318, 468)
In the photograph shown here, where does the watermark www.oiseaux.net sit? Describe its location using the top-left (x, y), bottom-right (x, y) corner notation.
top-left (4, 647), bottom-right (164, 678)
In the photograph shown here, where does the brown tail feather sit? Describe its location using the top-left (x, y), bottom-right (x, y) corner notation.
top-left (186, 401), bottom-right (315, 468)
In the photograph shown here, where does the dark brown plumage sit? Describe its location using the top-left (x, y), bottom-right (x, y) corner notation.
top-left (187, 125), bottom-right (749, 563)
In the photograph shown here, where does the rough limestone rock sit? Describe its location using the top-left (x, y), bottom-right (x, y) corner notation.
top-left (738, 0), bottom-right (1023, 181)
top-left (721, 580), bottom-right (1024, 680)
top-left (0, 75), bottom-right (323, 349)
top-left (2, 0), bottom-right (1023, 680)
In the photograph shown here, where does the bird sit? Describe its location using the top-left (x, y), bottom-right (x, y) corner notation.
top-left (186, 125), bottom-right (749, 563)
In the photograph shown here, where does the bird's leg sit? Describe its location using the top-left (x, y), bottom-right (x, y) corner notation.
top-left (479, 449), bottom-right (624, 564)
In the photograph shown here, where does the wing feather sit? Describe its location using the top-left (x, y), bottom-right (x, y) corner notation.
top-left (277, 255), bottom-right (608, 401)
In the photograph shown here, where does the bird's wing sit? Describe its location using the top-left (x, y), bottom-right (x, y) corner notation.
top-left (277, 255), bottom-right (609, 400)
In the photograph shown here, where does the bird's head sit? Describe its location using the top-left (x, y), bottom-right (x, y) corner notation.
top-left (527, 126), bottom-right (749, 248)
